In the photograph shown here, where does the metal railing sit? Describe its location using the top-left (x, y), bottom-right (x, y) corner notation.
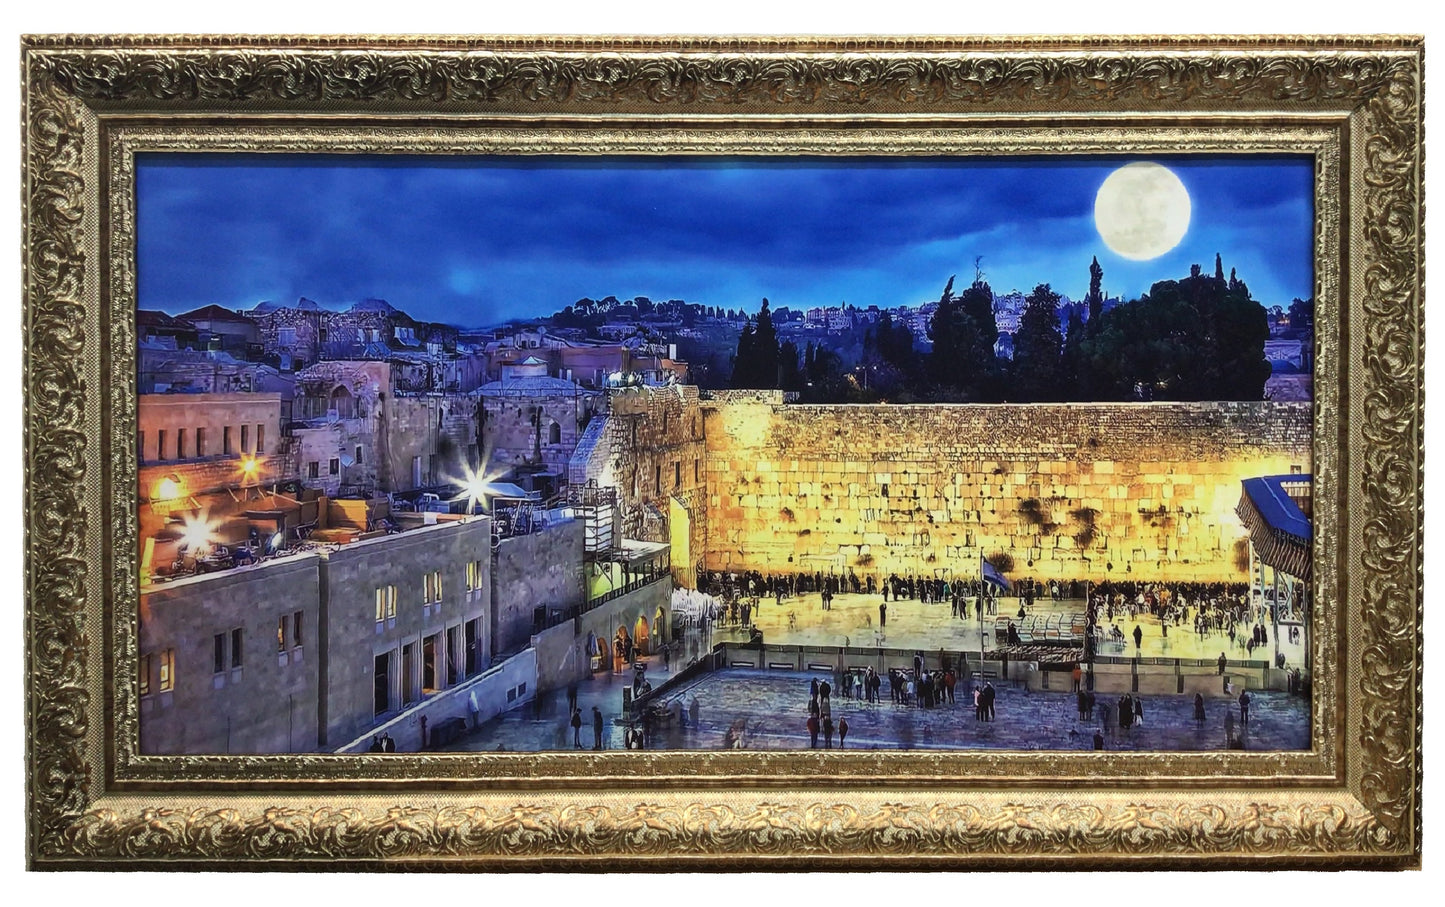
top-left (531, 569), bottom-right (673, 634)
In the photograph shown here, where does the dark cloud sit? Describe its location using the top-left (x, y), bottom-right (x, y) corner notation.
top-left (137, 154), bottom-right (1314, 324)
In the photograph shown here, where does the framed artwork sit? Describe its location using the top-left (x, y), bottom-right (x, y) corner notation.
top-left (21, 35), bottom-right (1423, 869)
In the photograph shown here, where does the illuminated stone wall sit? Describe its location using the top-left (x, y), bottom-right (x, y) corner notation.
top-left (700, 398), bottom-right (1311, 583)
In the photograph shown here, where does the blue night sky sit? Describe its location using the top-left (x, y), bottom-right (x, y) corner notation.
top-left (136, 155), bottom-right (1314, 326)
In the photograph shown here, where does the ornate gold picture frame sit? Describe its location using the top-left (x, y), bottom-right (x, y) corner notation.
top-left (21, 35), bottom-right (1422, 869)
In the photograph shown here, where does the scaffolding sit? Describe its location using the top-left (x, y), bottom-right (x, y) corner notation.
top-left (567, 481), bottom-right (617, 561)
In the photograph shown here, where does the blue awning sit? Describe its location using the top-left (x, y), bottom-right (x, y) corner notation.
top-left (1236, 475), bottom-right (1312, 581)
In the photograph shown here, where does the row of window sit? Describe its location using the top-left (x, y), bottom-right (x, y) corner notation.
top-left (306, 446), bottom-right (362, 480)
top-left (373, 564), bottom-right (483, 624)
top-left (139, 423), bottom-right (265, 463)
top-left (142, 611), bottom-right (306, 696)
top-left (374, 616), bottom-right (486, 717)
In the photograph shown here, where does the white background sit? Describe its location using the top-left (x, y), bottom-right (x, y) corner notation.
top-left (1, 0), bottom-right (1436, 895)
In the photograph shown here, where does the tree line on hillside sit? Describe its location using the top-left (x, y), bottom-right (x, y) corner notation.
top-left (727, 256), bottom-right (1280, 403)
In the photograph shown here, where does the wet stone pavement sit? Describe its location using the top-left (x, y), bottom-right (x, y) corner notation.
top-left (447, 662), bottom-right (1310, 753)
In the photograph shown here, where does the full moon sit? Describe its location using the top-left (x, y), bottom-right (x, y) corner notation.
top-left (1093, 162), bottom-right (1191, 261)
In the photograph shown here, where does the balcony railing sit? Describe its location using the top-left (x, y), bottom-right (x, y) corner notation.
top-left (531, 569), bottom-right (671, 634)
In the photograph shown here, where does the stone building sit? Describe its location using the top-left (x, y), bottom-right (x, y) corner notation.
top-left (568, 384), bottom-right (707, 587)
top-left (138, 391), bottom-right (299, 571)
top-left (291, 360), bottom-right (479, 496)
top-left (139, 514), bottom-right (497, 754)
top-left (477, 358), bottom-right (600, 491)
top-left (175, 304), bottom-right (263, 356)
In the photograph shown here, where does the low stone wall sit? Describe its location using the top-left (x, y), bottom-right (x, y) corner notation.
top-left (531, 620), bottom-right (587, 693)
top-left (334, 648), bottom-right (537, 754)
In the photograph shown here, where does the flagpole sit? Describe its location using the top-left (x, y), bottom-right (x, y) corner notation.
top-left (977, 550), bottom-right (985, 682)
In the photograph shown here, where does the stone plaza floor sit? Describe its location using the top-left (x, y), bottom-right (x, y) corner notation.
top-left (447, 657), bottom-right (1310, 754)
top-left (443, 589), bottom-right (1310, 754)
top-left (715, 590), bottom-right (1308, 669)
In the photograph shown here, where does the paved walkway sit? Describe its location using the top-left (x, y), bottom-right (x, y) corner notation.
top-left (713, 591), bottom-right (1307, 669)
top-left (446, 661), bottom-right (1309, 753)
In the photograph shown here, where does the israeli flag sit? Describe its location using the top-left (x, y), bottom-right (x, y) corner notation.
top-left (981, 556), bottom-right (1012, 591)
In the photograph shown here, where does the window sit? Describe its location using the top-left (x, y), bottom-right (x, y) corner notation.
top-left (158, 648), bottom-right (175, 692)
top-left (355, 445), bottom-right (363, 465)
top-left (195, 427), bottom-right (206, 456)
top-left (137, 430), bottom-right (145, 462)
top-left (139, 653), bottom-right (152, 697)
top-left (230, 627), bottom-right (243, 668)
top-left (674, 461), bottom-right (681, 488)
top-left (329, 458), bottom-right (340, 476)
top-left (423, 570), bottom-right (442, 604)
top-left (222, 426), bottom-right (233, 455)
top-left (292, 611), bottom-right (303, 648)
top-left (213, 633), bottom-right (226, 674)
top-left (157, 429), bottom-right (168, 461)
top-left (176, 428), bottom-right (187, 460)
top-left (278, 327), bottom-right (297, 346)
top-left (663, 411), bottom-right (668, 432)
top-left (694, 459), bottom-right (700, 483)
top-left (466, 560), bottom-right (483, 593)
top-left (548, 421), bottom-right (561, 445)
top-left (255, 424), bottom-right (264, 454)
top-left (308, 461), bottom-right (320, 479)
top-left (654, 465), bottom-right (661, 493)
top-left (278, 616), bottom-right (287, 653)
top-left (240, 424), bottom-right (250, 452)
top-left (375, 585), bottom-right (396, 622)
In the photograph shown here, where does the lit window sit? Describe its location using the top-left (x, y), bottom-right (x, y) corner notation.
top-left (375, 585), bottom-right (396, 622)
top-left (424, 570), bottom-right (442, 604)
top-left (158, 649), bottom-right (175, 692)
top-left (277, 617), bottom-right (287, 653)
top-left (466, 560), bottom-right (483, 592)
top-left (139, 654), bottom-right (152, 697)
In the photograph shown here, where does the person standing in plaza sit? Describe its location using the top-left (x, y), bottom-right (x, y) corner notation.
top-left (838, 717), bottom-right (849, 748)
top-left (1133, 624), bottom-right (1143, 652)
top-left (944, 668), bottom-right (956, 704)
top-left (1133, 695), bottom-right (1144, 728)
top-left (879, 601), bottom-right (887, 628)
top-left (1085, 689), bottom-right (1096, 721)
top-left (592, 706), bottom-right (604, 750)
top-left (823, 716), bottom-right (834, 748)
top-left (569, 706), bottom-right (583, 748)
top-left (1193, 692), bottom-right (1206, 726)
top-left (1239, 688), bottom-right (1252, 725)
